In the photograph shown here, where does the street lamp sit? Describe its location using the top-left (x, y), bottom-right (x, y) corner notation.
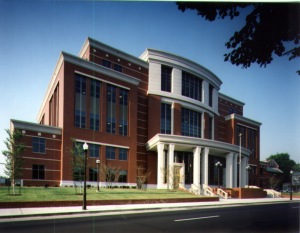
top-left (215, 161), bottom-right (223, 188)
top-left (239, 133), bottom-right (242, 188)
top-left (82, 142), bottom-right (88, 210)
top-left (96, 159), bottom-right (100, 192)
top-left (290, 170), bottom-right (293, 201)
top-left (246, 165), bottom-right (251, 187)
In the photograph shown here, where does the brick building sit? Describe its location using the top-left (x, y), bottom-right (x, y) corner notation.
top-left (9, 37), bottom-right (261, 190)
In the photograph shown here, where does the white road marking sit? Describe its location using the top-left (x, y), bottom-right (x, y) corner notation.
top-left (174, 215), bottom-right (220, 222)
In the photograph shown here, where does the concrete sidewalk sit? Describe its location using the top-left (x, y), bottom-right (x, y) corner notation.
top-left (0, 197), bottom-right (299, 219)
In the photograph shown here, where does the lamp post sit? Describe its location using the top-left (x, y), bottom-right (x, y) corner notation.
top-left (290, 170), bottom-right (293, 201)
top-left (82, 142), bottom-right (88, 210)
top-left (215, 161), bottom-right (222, 188)
top-left (96, 159), bottom-right (100, 192)
top-left (246, 165), bottom-right (251, 187)
top-left (239, 133), bottom-right (242, 188)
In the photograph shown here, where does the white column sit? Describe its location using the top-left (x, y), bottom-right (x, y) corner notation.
top-left (201, 147), bottom-right (209, 186)
top-left (157, 143), bottom-right (165, 189)
top-left (168, 144), bottom-right (175, 189)
top-left (233, 153), bottom-right (238, 188)
top-left (241, 156), bottom-right (248, 188)
top-left (226, 152), bottom-right (234, 188)
top-left (193, 146), bottom-right (201, 188)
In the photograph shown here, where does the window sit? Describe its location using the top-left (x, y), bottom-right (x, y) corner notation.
top-left (89, 168), bottom-right (98, 181)
top-left (32, 165), bottom-right (45, 179)
top-left (106, 146), bottom-right (116, 160)
top-left (89, 144), bottom-right (100, 158)
top-left (182, 71), bottom-right (202, 101)
top-left (209, 84), bottom-right (214, 107)
top-left (106, 85), bottom-right (116, 133)
top-left (114, 64), bottom-right (123, 72)
top-left (181, 107), bottom-right (201, 138)
top-left (118, 170), bottom-right (127, 183)
top-left (90, 79), bottom-right (100, 131)
top-left (32, 137), bottom-right (46, 153)
top-left (119, 148), bottom-right (128, 161)
top-left (248, 129), bottom-right (257, 158)
top-left (208, 117), bottom-right (213, 139)
top-left (75, 75), bottom-right (86, 128)
top-left (161, 66), bottom-right (172, 92)
top-left (73, 167), bottom-right (84, 182)
top-left (102, 59), bottom-right (111, 68)
top-left (237, 125), bottom-right (246, 147)
top-left (119, 89), bottom-right (128, 136)
top-left (160, 103), bottom-right (171, 134)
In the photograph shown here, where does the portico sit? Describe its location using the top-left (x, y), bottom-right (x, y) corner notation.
top-left (146, 134), bottom-right (251, 190)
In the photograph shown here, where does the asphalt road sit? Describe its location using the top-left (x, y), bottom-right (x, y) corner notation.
top-left (1, 202), bottom-right (299, 233)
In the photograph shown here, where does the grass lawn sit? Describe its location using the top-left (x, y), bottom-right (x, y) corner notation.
top-left (0, 186), bottom-right (200, 202)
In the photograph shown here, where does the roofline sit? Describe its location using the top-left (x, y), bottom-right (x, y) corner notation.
top-left (79, 37), bottom-right (149, 69)
top-left (225, 113), bottom-right (262, 127)
top-left (11, 119), bottom-right (62, 135)
top-left (140, 48), bottom-right (222, 90)
top-left (219, 93), bottom-right (245, 106)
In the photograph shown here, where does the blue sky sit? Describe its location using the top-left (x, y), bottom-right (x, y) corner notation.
top-left (0, 1), bottom-right (299, 176)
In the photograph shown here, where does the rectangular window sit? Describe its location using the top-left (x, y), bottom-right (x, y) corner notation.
top-left (102, 59), bottom-right (111, 68)
top-left (182, 71), bottom-right (202, 101)
top-left (119, 148), bottom-right (128, 161)
top-left (237, 125), bottom-right (246, 147)
top-left (89, 144), bottom-right (100, 158)
top-left (106, 84), bottom-right (116, 133)
top-left (90, 79), bottom-right (100, 131)
top-left (89, 168), bottom-right (98, 182)
top-left (161, 65), bottom-right (172, 92)
top-left (209, 84), bottom-right (214, 107)
top-left (181, 107), bottom-right (201, 138)
top-left (73, 167), bottom-right (84, 182)
top-left (208, 117), bottom-right (213, 139)
top-left (32, 164), bottom-right (45, 179)
top-left (32, 137), bottom-right (46, 153)
top-left (119, 89), bottom-right (128, 136)
top-left (248, 129), bottom-right (257, 158)
top-left (118, 170), bottom-right (127, 183)
top-left (75, 75), bottom-right (86, 128)
top-left (106, 146), bottom-right (116, 160)
top-left (160, 103), bottom-right (171, 134)
top-left (114, 64), bottom-right (123, 72)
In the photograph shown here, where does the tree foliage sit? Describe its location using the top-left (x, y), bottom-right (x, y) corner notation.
top-left (70, 140), bottom-right (85, 194)
top-left (2, 129), bottom-right (25, 195)
top-left (177, 2), bottom-right (300, 74)
top-left (267, 153), bottom-right (296, 175)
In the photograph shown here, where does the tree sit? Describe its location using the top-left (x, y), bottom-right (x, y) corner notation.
top-left (2, 129), bottom-right (25, 195)
top-left (293, 163), bottom-right (300, 172)
top-left (70, 140), bottom-right (85, 194)
top-left (136, 165), bottom-right (151, 190)
top-left (267, 153), bottom-right (296, 174)
top-left (101, 164), bottom-right (121, 188)
top-left (177, 3), bottom-right (300, 74)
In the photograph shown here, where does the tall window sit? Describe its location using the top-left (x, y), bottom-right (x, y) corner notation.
top-left (32, 165), bottom-right (45, 179)
top-left (161, 103), bottom-right (171, 134)
top-left (119, 89), bottom-right (128, 136)
top-left (106, 146), bottom-right (116, 160)
top-left (181, 107), bottom-right (201, 138)
top-left (209, 84), bottom-right (214, 107)
top-left (32, 137), bottom-right (46, 153)
top-left (106, 84), bottom-right (116, 133)
top-left (248, 129), bottom-right (257, 158)
top-left (119, 148), bottom-right (128, 161)
top-left (161, 66), bottom-right (172, 92)
top-left (182, 71), bottom-right (202, 101)
top-left (75, 75), bottom-right (86, 128)
top-left (237, 125), bottom-right (246, 147)
top-left (90, 79), bottom-right (100, 131)
top-left (208, 117), bottom-right (213, 139)
top-left (89, 144), bottom-right (100, 158)
top-left (102, 59), bottom-right (111, 68)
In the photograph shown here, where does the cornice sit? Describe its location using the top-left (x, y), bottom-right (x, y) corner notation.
top-left (219, 93), bottom-right (245, 106)
top-left (11, 119), bottom-right (62, 135)
top-left (225, 113), bottom-right (262, 127)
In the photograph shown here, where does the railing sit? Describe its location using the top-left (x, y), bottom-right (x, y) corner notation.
top-left (189, 184), bottom-right (201, 195)
top-left (217, 188), bottom-right (229, 199)
top-left (264, 189), bottom-right (282, 198)
top-left (202, 184), bottom-right (216, 197)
